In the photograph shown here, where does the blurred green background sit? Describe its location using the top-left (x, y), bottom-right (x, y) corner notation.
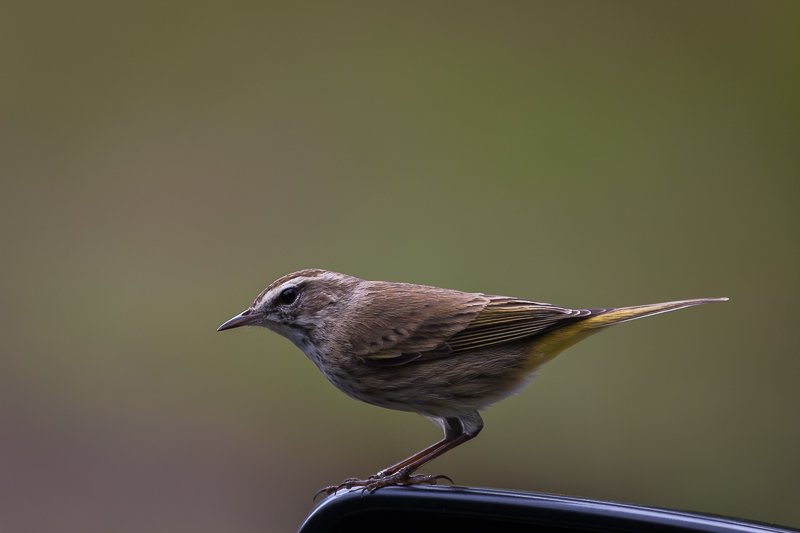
top-left (2, 1), bottom-right (798, 531)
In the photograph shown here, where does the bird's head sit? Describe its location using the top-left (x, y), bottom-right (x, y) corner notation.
top-left (217, 269), bottom-right (358, 348)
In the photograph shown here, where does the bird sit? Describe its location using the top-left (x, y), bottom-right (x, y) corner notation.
top-left (217, 269), bottom-right (727, 498)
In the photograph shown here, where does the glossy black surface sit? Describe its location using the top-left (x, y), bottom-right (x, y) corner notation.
top-left (299, 486), bottom-right (800, 533)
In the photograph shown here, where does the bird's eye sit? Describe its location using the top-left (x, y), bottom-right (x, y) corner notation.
top-left (279, 287), bottom-right (298, 305)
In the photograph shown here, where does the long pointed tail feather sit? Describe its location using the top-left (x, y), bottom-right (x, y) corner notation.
top-left (582, 297), bottom-right (729, 329)
top-left (525, 297), bottom-right (728, 370)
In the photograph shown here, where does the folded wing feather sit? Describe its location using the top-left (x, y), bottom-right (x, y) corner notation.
top-left (359, 292), bottom-right (605, 366)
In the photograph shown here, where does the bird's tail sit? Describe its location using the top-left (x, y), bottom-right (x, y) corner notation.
top-left (526, 297), bottom-right (728, 369)
top-left (581, 298), bottom-right (729, 329)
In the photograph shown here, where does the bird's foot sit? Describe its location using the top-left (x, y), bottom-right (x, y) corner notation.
top-left (313, 468), bottom-right (453, 500)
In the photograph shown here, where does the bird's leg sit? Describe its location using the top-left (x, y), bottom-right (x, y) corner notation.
top-left (314, 434), bottom-right (472, 500)
top-left (314, 414), bottom-right (483, 499)
top-left (373, 438), bottom-right (451, 477)
top-left (370, 432), bottom-right (472, 487)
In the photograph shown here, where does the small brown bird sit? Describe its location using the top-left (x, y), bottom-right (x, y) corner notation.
top-left (217, 269), bottom-right (727, 497)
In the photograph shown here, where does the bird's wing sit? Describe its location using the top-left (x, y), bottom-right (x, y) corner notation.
top-left (444, 296), bottom-right (602, 353)
top-left (354, 289), bottom-right (604, 367)
top-left (346, 282), bottom-right (488, 363)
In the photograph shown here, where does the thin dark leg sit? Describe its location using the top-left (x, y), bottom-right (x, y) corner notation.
top-left (388, 432), bottom-right (473, 477)
top-left (314, 411), bottom-right (483, 499)
top-left (314, 436), bottom-right (472, 500)
top-left (314, 413), bottom-right (483, 500)
top-left (375, 438), bottom-right (450, 477)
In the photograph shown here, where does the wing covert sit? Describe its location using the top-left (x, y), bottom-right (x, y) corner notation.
top-left (346, 282), bottom-right (488, 363)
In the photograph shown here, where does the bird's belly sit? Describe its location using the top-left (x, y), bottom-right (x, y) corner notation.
top-left (318, 340), bottom-right (544, 418)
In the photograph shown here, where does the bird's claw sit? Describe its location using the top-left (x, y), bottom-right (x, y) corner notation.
top-left (313, 478), bottom-right (362, 500)
top-left (313, 471), bottom-right (454, 500)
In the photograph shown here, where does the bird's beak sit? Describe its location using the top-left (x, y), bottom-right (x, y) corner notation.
top-left (217, 309), bottom-right (262, 331)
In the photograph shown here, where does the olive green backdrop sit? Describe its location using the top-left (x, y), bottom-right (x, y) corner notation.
top-left (2, 2), bottom-right (798, 532)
